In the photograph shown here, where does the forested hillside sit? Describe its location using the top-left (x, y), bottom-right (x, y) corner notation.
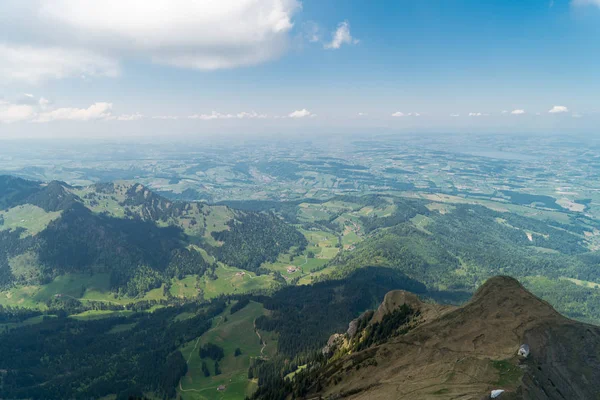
top-left (0, 176), bottom-right (306, 298)
top-left (0, 268), bottom-right (442, 400)
top-left (3, 175), bottom-right (600, 399)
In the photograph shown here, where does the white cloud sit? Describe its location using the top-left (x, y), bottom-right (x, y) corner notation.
top-left (392, 111), bottom-right (421, 117)
top-left (35, 102), bottom-right (113, 122)
top-left (39, 97), bottom-right (50, 110)
top-left (23, 93), bottom-right (34, 98)
top-left (501, 110), bottom-right (509, 114)
top-left (0, 103), bottom-right (35, 123)
top-left (548, 105), bottom-right (569, 113)
top-left (324, 21), bottom-right (359, 50)
top-left (572, 0), bottom-right (600, 7)
top-left (357, 112), bottom-right (367, 116)
top-left (188, 111), bottom-right (268, 120)
top-left (116, 113), bottom-right (144, 121)
top-left (0, 98), bottom-right (151, 124)
top-left (289, 109), bottom-right (314, 118)
top-left (511, 109), bottom-right (525, 115)
top-left (0, 0), bottom-right (301, 83)
top-left (188, 112), bottom-right (233, 120)
top-left (450, 113), bottom-right (460, 117)
top-left (303, 21), bottom-right (321, 43)
top-left (236, 111), bottom-right (268, 119)
top-left (469, 112), bottom-right (483, 117)
top-left (0, 44), bottom-right (119, 84)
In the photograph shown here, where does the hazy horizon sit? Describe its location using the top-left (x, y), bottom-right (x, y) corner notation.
top-left (1, 0), bottom-right (599, 138)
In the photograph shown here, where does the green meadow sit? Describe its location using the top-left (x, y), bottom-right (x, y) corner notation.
top-left (178, 301), bottom-right (275, 400)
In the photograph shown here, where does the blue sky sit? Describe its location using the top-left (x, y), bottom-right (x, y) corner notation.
top-left (0, 0), bottom-right (598, 138)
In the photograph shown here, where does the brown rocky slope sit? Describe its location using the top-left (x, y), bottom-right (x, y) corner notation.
top-left (309, 276), bottom-right (600, 400)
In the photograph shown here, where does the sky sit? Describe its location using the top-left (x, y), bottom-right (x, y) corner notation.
top-left (0, 0), bottom-right (599, 138)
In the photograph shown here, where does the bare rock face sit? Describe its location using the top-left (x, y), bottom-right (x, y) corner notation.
top-left (322, 333), bottom-right (344, 356)
top-left (346, 319), bottom-right (360, 339)
top-left (370, 289), bottom-right (454, 325)
top-left (310, 276), bottom-right (600, 400)
top-left (347, 310), bottom-right (373, 338)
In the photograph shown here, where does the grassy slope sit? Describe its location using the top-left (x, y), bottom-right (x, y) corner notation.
top-left (7, 181), bottom-right (600, 325)
top-left (178, 301), bottom-right (275, 400)
top-left (0, 204), bottom-right (62, 237)
top-left (197, 265), bottom-right (277, 299)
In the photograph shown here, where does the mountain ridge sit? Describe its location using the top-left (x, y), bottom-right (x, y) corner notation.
top-left (301, 276), bottom-right (600, 400)
top-left (0, 175), bottom-right (306, 296)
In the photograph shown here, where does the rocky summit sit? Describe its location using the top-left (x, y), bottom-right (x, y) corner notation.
top-left (309, 276), bottom-right (600, 400)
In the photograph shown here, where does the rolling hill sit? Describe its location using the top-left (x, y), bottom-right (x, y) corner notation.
top-left (0, 176), bottom-right (306, 300)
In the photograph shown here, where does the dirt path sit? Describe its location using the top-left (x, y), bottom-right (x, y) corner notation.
top-left (299, 254), bottom-right (308, 267)
top-left (178, 336), bottom-right (204, 393)
top-left (253, 318), bottom-right (268, 358)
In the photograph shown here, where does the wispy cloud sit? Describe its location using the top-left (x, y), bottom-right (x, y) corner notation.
top-left (115, 113), bottom-right (145, 121)
top-left (188, 111), bottom-right (268, 120)
top-left (0, 104), bottom-right (35, 123)
top-left (571, 0), bottom-right (600, 7)
top-left (324, 21), bottom-right (359, 50)
top-left (511, 109), bottom-right (525, 115)
top-left (35, 102), bottom-right (113, 122)
top-left (303, 21), bottom-right (321, 43)
top-left (392, 111), bottom-right (420, 117)
top-left (0, 44), bottom-right (119, 84)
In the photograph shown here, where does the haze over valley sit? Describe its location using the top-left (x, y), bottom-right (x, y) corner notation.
top-left (1, 1), bottom-right (600, 399)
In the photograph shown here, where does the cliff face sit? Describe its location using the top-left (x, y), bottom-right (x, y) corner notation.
top-left (310, 276), bottom-right (600, 400)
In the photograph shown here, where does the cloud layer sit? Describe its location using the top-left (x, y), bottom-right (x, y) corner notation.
top-left (188, 111), bottom-right (268, 120)
top-left (35, 102), bottom-right (113, 122)
top-left (0, 103), bottom-right (35, 123)
top-left (0, 96), bottom-right (318, 124)
top-left (0, 0), bottom-right (301, 83)
top-left (0, 44), bottom-right (119, 84)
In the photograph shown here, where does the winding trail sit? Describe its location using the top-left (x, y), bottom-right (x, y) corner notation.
top-left (253, 318), bottom-right (268, 359)
top-left (299, 254), bottom-right (308, 268)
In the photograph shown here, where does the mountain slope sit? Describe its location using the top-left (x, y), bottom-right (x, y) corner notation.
top-left (0, 176), bottom-right (307, 297)
top-left (303, 276), bottom-right (600, 400)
